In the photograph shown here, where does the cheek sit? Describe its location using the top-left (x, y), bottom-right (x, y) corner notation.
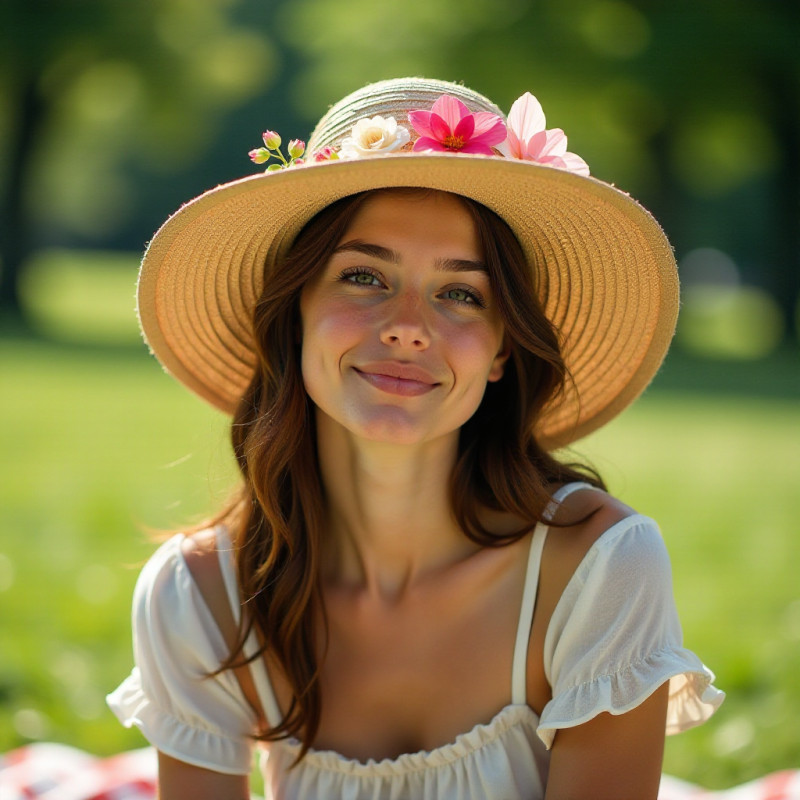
top-left (300, 295), bottom-right (372, 393)
top-left (302, 298), bottom-right (366, 354)
top-left (445, 320), bottom-right (505, 375)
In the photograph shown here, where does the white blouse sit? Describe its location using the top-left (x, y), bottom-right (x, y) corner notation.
top-left (108, 483), bottom-right (724, 798)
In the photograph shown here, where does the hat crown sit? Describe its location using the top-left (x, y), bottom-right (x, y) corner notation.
top-left (308, 77), bottom-right (505, 153)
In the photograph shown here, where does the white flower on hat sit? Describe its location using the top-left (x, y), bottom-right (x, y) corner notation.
top-left (338, 115), bottom-right (411, 159)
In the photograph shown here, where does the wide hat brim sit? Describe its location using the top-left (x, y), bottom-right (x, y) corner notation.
top-left (137, 152), bottom-right (678, 450)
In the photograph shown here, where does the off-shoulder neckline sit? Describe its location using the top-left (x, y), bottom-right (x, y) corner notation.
top-left (272, 703), bottom-right (541, 775)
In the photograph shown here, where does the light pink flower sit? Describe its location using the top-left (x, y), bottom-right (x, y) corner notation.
top-left (409, 94), bottom-right (506, 155)
top-left (500, 92), bottom-right (590, 176)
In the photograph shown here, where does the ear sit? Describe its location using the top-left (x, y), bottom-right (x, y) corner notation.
top-left (487, 337), bottom-right (511, 383)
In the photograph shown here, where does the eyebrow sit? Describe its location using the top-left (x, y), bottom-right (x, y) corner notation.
top-left (332, 239), bottom-right (488, 274)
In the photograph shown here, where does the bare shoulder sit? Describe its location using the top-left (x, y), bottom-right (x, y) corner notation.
top-left (180, 528), bottom-right (230, 606)
top-left (182, 527), bottom-right (219, 555)
top-left (547, 484), bottom-right (637, 561)
top-left (542, 485), bottom-right (638, 596)
top-left (181, 527), bottom-right (221, 567)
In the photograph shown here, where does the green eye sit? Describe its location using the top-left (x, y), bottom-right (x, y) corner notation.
top-left (338, 268), bottom-right (383, 286)
top-left (440, 286), bottom-right (486, 307)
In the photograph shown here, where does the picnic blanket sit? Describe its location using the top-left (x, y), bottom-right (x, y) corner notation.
top-left (1, 743), bottom-right (798, 799)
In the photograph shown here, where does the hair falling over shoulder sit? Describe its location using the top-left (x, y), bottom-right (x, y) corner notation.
top-left (211, 189), bottom-right (605, 758)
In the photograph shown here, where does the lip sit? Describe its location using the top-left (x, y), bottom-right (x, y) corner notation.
top-left (354, 362), bottom-right (440, 397)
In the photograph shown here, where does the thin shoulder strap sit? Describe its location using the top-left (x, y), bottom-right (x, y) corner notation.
top-left (214, 528), bottom-right (284, 729)
top-left (510, 482), bottom-right (597, 705)
top-left (510, 521), bottom-right (548, 705)
top-left (182, 528), bottom-right (282, 731)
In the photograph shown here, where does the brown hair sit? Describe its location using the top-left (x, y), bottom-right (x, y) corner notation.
top-left (216, 188), bottom-right (604, 756)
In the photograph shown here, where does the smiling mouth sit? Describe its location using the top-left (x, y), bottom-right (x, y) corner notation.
top-left (354, 368), bottom-right (439, 397)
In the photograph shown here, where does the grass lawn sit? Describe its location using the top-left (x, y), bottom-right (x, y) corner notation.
top-left (574, 386), bottom-right (800, 787)
top-left (1, 291), bottom-right (798, 788)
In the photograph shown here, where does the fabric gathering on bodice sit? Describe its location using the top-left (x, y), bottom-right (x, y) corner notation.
top-left (108, 482), bottom-right (724, 799)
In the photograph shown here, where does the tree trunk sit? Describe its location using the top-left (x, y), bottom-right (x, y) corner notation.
top-left (765, 65), bottom-right (800, 344)
top-left (0, 69), bottom-right (43, 323)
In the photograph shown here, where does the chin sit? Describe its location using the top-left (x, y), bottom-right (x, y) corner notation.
top-left (313, 401), bottom-right (473, 449)
top-left (335, 403), bottom-right (466, 447)
top-left (350, 413), bottom-right (438, 446)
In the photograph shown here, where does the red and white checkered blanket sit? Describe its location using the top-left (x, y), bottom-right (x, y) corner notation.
top-left (0, 744), bottom-right (155, 800)
top-left (1, 743), bottom-right (798, 799)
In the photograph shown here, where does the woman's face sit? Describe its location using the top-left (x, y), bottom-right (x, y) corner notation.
top-left (299, 190), bottom-right (509, 446)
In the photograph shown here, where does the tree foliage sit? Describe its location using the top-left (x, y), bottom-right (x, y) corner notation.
top-left (0, 0), bottom-right (277, 316)
top-left (1, 0), bottom-right (797, 339)
top-left (277, 0), bottom-right (799, 340)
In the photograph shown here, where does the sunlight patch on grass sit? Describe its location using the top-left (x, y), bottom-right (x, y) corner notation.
top-left (19, 249), bottom-right (141, 344)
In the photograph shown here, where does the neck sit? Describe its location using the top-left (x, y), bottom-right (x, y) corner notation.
top-left (315, 412), bottom-right (478, 600)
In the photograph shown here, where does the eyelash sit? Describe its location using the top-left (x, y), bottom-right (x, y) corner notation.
top-left (338, 266), bottom-right (384, 287)
top-left (336, 268), bottom-right (487, 308)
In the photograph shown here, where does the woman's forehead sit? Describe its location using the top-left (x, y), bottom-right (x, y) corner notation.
top-left (336, 189), bottom-right (482, 258)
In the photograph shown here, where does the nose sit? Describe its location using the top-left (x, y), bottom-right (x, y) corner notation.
top-left (379, 292), bottom-right (431, 350)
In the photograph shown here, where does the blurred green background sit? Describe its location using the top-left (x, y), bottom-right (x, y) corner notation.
top-left (1, 0), bottom-right (798, 790)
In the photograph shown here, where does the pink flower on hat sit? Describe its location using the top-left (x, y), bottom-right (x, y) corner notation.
top-left (312, 146), bottom-right (340, 162)
top-left (501, 92), bottom-right (590, 176)
top-left (409, 94), bottom-right (507, 156)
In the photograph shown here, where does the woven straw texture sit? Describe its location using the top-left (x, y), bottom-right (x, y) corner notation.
top-left (137, 78), bottom-right (678, 449)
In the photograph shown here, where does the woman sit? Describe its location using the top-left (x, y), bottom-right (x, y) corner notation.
top-left (108, 77), bottom-right (723, 799)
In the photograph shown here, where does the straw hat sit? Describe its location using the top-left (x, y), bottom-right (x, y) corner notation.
top-left (137, 77), bottom-right (678, 449)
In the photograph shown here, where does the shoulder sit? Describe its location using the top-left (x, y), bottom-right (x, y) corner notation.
top-left (131, 529), bottom-right (234, 648)
top-left (180, 527), bottom-right (243, 650)
top-left (180, 527), bottom-right (228, 592)
top-left (531, 489), bottom-right (668, 655)
top-left (540, 488), bottom-right (675, 654)
top-left (549, 483), bottom-right (639, 543)
top-left (134, 530), bottom-right (214, 600)
top-left (133, 533), bottom-right (188, 615)
top-left (540, 486), bottom-right (656, 602)
top-left (110, 529), bottom-right (259, 775)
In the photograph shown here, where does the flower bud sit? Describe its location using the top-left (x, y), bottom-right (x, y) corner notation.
top-left (266, 163), bottom-right (283, 172)
top-left (249, 148), bottom-right (271, 164)
top-left (262, 130), bottom-right (281, 150)
top-left (288, 139), bottom-right (306, 158)
top-left (313, 146), bottom-right (339, 162)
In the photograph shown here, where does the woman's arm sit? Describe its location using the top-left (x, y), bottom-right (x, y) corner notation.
top-left (544, 682), bottom-right (669, 800)
top-left (157, 751), bottom-right (251, 800)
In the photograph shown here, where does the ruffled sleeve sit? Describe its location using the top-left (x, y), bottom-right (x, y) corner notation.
top-left (537, 515), bottom-right (724, 749)
top-left (106, 534), bottom-right (257, 775)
